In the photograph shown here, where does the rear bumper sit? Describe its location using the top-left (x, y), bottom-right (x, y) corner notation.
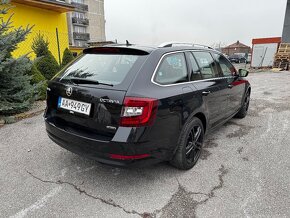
top-left (45, 120), bottom-right (170, 167)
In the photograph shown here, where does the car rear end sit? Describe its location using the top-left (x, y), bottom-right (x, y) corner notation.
top-left (229, 55), bottom-right (239, 63)
top-left (44, 46), bottom-right (165, 166)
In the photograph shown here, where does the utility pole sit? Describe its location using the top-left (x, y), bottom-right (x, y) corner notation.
top-left (282, 0), bottom-right (290, 42)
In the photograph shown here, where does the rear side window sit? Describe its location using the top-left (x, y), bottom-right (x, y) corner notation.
top-left (192, 52), bottom-right (218, 79)
top-left (188, 53), bottom-right (202, 81)
top-left (154, 53), bottom-right (188, 85)
top-left (213, 53), bottom-right (236, 77)
top-left (58, 54), bottom-right (139, 85)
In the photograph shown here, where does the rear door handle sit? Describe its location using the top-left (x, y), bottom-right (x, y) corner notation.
top-left (228, 84), bottom-right (234, 89)
top-left (202, 91), bottom-right (211, 96)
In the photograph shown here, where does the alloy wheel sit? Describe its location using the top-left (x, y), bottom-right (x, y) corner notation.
top-left (185, 125), bottom-right (203, 164)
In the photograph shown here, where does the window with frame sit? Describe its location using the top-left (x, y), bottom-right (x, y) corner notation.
top-left (73, 12), bottom-right (85, 19)
top-left (72, 0), bottom-right (84, 4)
top-left (74, 40), bottom-right (86, 47)
top-left (74, 26), bottom-right (86, 33)
top-left (192, 52), bottom-right (218, 79)
top-left (154, 53), bottom-right (188, 85)
top-left (213, 53), bottom-right (236, 77)
top-left (188, 53), bottom-right (202, 81)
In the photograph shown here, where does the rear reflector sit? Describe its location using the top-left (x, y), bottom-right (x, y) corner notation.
top-left (109, 154), bottom-right (150, 160)
top-left (119, 97), bottom-right (158, 127)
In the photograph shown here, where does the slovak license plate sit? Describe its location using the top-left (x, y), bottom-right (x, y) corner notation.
top-left (58, 97), bottom-right (91, 116)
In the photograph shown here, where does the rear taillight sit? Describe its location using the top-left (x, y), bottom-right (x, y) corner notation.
top-left (119, 97), bottom-right (158, 127)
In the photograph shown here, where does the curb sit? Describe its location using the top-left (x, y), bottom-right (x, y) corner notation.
top-left (0, 119), bottom-right (4, 128)
top-left (0, 108), bottom-right (45, 127)
top-left (15, 108), bottom-right (45, 121)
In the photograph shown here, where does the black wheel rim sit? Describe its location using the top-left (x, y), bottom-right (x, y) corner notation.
top-left (185, 125), bottom-right (203, 164)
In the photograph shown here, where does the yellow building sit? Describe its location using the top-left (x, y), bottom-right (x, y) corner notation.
top-left (6, 0), bottom-right (74, 63)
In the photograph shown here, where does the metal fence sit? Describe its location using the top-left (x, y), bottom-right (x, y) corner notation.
top-left (15, 28), bottom-right (70, 64)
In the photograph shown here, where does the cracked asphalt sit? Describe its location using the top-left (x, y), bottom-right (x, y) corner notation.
top-left (1, 70), bottom-right (290, 218)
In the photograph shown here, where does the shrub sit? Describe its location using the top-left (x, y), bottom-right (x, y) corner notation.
top-left (32, 34), bottom-right (60, 80)
top-left (62, 48), bottom-right (74, 68)
top-left (27, 64), bottom-right (47, 100)
top-left (28, 63), bottom-right (45, 84)
top-left (34, 81), bottom-right (47, 101)
top-left (35, 51), bottom-right (60, 80)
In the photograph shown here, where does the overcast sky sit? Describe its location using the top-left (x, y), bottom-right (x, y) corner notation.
top-left (104, 0), bottom-right (287, 47)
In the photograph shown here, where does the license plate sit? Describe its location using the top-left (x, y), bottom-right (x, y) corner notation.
top-left (58, 97), bottom-right (91, 116)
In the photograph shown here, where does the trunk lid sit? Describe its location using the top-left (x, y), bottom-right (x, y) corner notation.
top-left (45, 82), bottom-right (125, 141)
top-left (45, 46), bottom-right (150, 141)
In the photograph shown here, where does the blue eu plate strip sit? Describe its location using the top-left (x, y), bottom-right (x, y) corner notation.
top-left (58, 97), bottom-right (62, 108)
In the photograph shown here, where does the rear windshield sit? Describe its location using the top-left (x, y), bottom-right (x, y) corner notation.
top-left (58, 54), bottom-right (140, 85)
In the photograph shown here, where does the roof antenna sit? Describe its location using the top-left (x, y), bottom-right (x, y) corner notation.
top-left (126, 40), bottom-right (131, 46)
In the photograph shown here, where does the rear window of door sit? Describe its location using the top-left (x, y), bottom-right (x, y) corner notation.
top-left (154, 53), bottom-right (188, 85)
top-left (187, 52), bottom-right (203, 81)
top-left (213, 53), bottom-right (237, 77)
top-left (192, 52), bottom-right (218, 79)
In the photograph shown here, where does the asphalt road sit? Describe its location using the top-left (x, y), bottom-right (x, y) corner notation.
top-left (1, 71), bottom-right (290, 218)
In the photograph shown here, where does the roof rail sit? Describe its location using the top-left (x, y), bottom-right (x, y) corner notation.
top-left (158, 42), bottom-right (213, 50)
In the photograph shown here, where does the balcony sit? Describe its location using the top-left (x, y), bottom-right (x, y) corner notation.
top-left (73, 32), bottom-right (90, 41)
top-left (72, 17), bottom-right (89, 26)
top-left (71, 2), bottom-right (88, 11)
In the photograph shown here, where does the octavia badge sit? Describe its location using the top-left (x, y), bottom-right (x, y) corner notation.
top-left (66, 87), bottom-right (73, 97)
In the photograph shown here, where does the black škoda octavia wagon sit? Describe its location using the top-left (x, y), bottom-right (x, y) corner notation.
top-left (45, 42), bottom-right (251, 170)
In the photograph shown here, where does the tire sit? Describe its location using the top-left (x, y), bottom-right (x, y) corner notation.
top-left (235, 91), bottom-right (250, 119)
top-left (170, 117), bottom-right (204, 170)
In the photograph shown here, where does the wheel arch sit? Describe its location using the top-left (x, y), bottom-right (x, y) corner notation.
top-left (194, 112), bottom-right (207, 134)
top-left (173, 111), bottom-right (208, 155)
top-left (244, 85), bottom-right (251, 102)
top-left (247, 86), bottom-right (251, 94)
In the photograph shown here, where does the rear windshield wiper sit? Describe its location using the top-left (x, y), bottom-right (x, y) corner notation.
top-left (69, 78), bottom-right (114, 87)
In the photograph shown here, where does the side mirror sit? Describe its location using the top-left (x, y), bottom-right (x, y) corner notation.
top-left (238, 69), bottom-right (249, 77)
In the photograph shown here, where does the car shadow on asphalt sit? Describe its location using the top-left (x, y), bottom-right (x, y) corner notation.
top-left (44, 118), bottom-right (243, 183)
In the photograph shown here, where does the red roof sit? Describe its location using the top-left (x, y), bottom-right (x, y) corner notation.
top-left (225, 41), bottom-right (250, 49)
top-left (252, 37), bottom-right (281, 45)
top-left (224, 41), bottom-right (250, 49)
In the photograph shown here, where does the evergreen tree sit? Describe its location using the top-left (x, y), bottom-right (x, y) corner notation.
top-left (0, 1), bottom-right (35, 115)
top-left (32, 33), bottom-right (59, 80)
top-left (27, 64), bottom-right (47, 100)
top-left (28, 63), bottom-right (45, 84)
top-left (32, 33), bottom-right (49, 57)
top-left (35, 53), bottom-right (60, 80)
top-left (61, 48), bottom-right (74, 68)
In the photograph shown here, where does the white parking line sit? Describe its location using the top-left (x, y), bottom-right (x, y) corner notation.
top-left (10, 186), bottom-right (62, 218)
